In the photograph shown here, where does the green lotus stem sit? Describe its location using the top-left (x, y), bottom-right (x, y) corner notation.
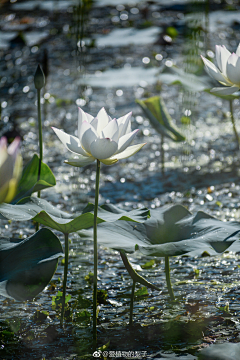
top-left (129, 280), bottom-right (136, 327)
top-left (93, 159), bottom-right (100, 350)
top-left (161, 134), bottom-right (165, 175)
top-left (60, 233), bottom-right (69, 327)
top-left (229, 100), bottom-right (239, 150)
top-left (36, 88), bottom-right (43, 232)
top-left (37, 88), bottom-right (43, 192)
top-left (164, 256), bottom-right (175, 301)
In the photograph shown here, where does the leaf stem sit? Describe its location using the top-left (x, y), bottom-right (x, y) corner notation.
top-left (60, 233), bottom-right (69, 327)
top-left (229, 100), bottom-right (239, 150)
top-left (129, 280), bottom-right (136, 327)
top-left (93, 159), bottom-right (100, 350)
top-left (164, 256), bottom-right (175, 301)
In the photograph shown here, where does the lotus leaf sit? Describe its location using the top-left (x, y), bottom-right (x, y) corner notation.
top-left (79, 204), bottom-right (240, 257)
top-left (0, 197), bottom-right (149, 234)
top-left (136, 96), bottom-right (185, 142)
top-left (0, 228), bottom-right (63, 301)
top-left (12, 154), bottom-right (56, 203)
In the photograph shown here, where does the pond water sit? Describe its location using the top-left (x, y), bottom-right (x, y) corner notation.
top-left (1, 0), bottom-right (240, 359)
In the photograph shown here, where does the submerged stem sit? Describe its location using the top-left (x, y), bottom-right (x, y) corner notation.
top-left (93, 159), bottom-right (100, 350)
top-left (164, 256), bottom-right (175, 301)
top-left (229, 100), bottom-right (239, 150)
top-left (60, 233), bottom-right (69, 327)
top-left (129, 281), bottom-right (136, 327)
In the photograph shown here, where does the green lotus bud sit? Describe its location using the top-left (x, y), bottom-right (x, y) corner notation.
top-left (0, 137), bottom-right (22, 203)
top-left (34, 64), bottom-right (45, 90)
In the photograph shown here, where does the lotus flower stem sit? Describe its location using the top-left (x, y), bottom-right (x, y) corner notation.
top-left (164, 256), bottom-right (175, 301)
top-left (229, 100), bottom-right (239, 150)
top-left (129, 280), bottom-right (136, 327)
top-left (37, 88), bottom-right (43, 189)
top-left (35, 88), bottom-right (43, 232)
top-left (93, 159), bottom-right (100, 349)
top-left (161, 134), bottom-right (165, 175)
top-left (60, 233), bottom-right (69, 327)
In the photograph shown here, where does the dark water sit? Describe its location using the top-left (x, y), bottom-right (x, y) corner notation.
top-left (1, 0), bottom-right (240, 359)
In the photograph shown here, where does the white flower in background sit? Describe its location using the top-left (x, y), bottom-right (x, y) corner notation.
top-left (52, 107), bottom-right (146, 167)
top-left (0, 137), bottom-right (22, 203)
top-left (201, 44), bottom-right (240, 95)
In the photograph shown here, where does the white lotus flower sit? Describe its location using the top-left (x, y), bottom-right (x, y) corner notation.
top-left (201, 44), bottom-right (240, 95)
top-left (52, 107), bottom-right (146, 167)
top-left (0, 137), bottom-right (22, 203)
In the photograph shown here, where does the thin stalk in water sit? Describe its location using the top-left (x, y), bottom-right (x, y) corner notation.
top-left (93, 159), bottom-right (100, 350)
top-left (129, 280), bottom-right (136, 327)
top-left (165, 256), bottom-right (175, 301)
top-left (60, 233), bottom-right (69, 327)
top-left (229, 100), bottom-right (240, 150)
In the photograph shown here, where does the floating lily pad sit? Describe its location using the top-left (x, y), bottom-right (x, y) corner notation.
top-left (0, 228), bottom-right (63, 301)
top-left (12, 154), bottom-right (56, 204)
top-left (0, 197), bottom-right (149, 234)
top-left (79, 204), bottom-right (240, 257)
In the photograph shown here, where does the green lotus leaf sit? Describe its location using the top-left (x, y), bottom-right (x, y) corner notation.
top-left (0, 228), bottom-right (63, 301)
top-left (158, 65), bottom-right (212, 92)
top-left (136, 96), bottom-right (185, 142)
top-left (0, 197), bottom-right (150, 234)
top-left (158, 65), bottom-right (239, 101)
top-left (12, 154), bottom-right (56, 203)
top-left (79, 204), bottom-right (240, 257)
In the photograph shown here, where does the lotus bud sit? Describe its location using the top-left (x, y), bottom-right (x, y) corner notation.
top-left (34, 64), bottom-right (45, 90)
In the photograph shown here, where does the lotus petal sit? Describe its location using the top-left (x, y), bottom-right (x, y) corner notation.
top-left (236, 43), bottom-right (240, 57)
top-left (117, 112), bottom-right (132, 136)
top-left (226, 53), bottom-right (240, 86)
top-left (90, 138), bottom-right (118, 160)
top-left (96, 108), bottom-right (111, 134)
top-left (215, 45), bottom-right (231, 77)
top-left (101, 119), bottom-right (119, 142)
top-left (116, 129), bottom-right (139, 154)
top-left (65, 156), bottom-right (95, 167)
top-left (52, 127), bottom-right (88, 156)
top-left (201, 55), bottom-right (227, 83)
top-left (210, 85), bottom-right (239, 95)
top-left (79, 121), bottom-right (98, 154)
top-left (112, 143), bottom-right (146, 160)
top-left (78, 107), bottom-right (94, 138)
